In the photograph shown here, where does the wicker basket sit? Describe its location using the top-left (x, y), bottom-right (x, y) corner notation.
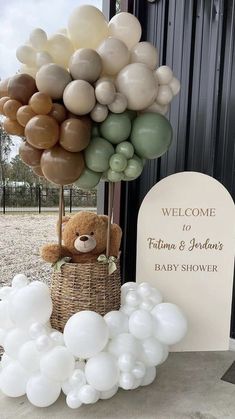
top-left (50, 259), bottom-right (121, 332)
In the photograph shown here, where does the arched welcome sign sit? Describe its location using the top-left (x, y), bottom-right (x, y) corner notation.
top-left (136, 172), bottom-right (235, 351)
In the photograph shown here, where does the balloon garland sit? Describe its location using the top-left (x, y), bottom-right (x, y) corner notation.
top-left (0, 275), bottom-right (187, 408)
top-left (0, 6), bottom-right (180, 188)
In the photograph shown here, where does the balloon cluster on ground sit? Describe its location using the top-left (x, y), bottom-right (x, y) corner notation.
top-left (0, 6), bottom-right (180, 188)
top-left (0, 275), bottom-right (187, 408)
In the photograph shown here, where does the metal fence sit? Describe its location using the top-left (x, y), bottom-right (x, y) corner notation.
top-left (0, 185), bottom-right (97, 213)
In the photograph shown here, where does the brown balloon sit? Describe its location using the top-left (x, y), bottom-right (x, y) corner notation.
top-left (19, 141), bottom-right (43, 167)
top-left (0, 96), bottom-right (10, 115)
top-left (41, 145), bottom-right (85, 185)
top-left (8, 74), bottom-right (37, 105)
top-left (3, 118), bottom-right (25, 136)
top-left (32, 166), bottom-right (44, 177)
top-left (29, 92), bottom-right (53, 115)
top-left (25, 115), bottom-right (59, 149)
top-left (17, 105), bottom-right (36, 127)
top-left (0, 78), bottom-right (10, 98)
top-left (3, 99), bottom-right (22, 120)
top-left (49, 103), bottom-right (67, 123)
top-left (59, 118), bottom-right (91, 152)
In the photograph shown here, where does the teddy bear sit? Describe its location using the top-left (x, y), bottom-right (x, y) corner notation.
top-left (40, 211), bottom-right (122, 264)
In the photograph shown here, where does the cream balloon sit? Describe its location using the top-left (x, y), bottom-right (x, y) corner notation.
top-left (16, 45), bottom-right (36, 66)
top-left (29, 28), bottom-right (47, 50)
top-left (108, 92), bottom-right (127, 113)
top-left (56, 27), bottom-right (68, 36)
top-left (131, 42), bottom-right (159, 70)
top-left (97, 37), bottom-right (130, 76)
top-left (95, 80), bottom-right (116, 105)
top-left (169, 77), bottom-right (181, 95)
top-left (63, 80), bottom-right (96, 115)
top-left (90, 103), bottom-right (108, 122)
top-left (47, 34), bottom-right (74, 68)
top-left (36, 63), bottom-right (72, 99)
top-left (19, 64), bottom-right (37, 78)
top-left (155, 65), bottom-right (173, 85)
top-left (156, 85), bottom-right (173, 105)
top-left (116, 63), bottom-right (157, 110)
top-left (69, 48), bottom-right (102, 83)
top-left (108, 12), bottom-right (142, 50)
top-left (68, 5), bottom-right (109, 49)
top-left (143, 101), bottom-right (169, 115)
top-left (36, 51), bottom-right (53, 69)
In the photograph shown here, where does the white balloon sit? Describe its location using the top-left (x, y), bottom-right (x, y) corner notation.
top-left (9, 282), bottom-right (53, 328)
top-left (62, 368), bottom-right (86, 396)
top-left (121, 282), bottom-right (137, 304)
top-left (18, 340), bottom-right (41, 372)
top-left (36, 51), bottom-right (54, 69)
top-left (118, 353), bottom-right (136, 372)
top-left (139, 300), bottom-right (155, 312)
top-left (156, 85), bottom-right (173, 105)
top-left (120, 305), bottom-right (136, 316)
top-left (29, 322), bottom-right (47, 339)
top-left (90, 103), bottom-right (108, 123)
top-left (108, 12), bottom-right (142, 50)
top-left (0, 328), bottom-right (7, 346)
top-left (26, 373), bottom-right (61, 407)
top-left (108, 333), bottom-right (142, 358)
top-left (141, 337), bottom-right (165, 367)
top-left (0, 286), bottom-right (12, 300)
top-left (149, 289), bottom-right (163, 305)
top-left (141, 366), bottom-right (156, 386)
top-left (155, 65), bottom-right (173, 84)
top-left (36, 334), bottom-right (53, 352)
top-left (50, 331), bottom-right (64, 345)
top-left (129, 309), bottom-right (153, 340)
top-left (119, 372), bottom-right (134, 390)
top-left (16, 45), bottom-right (36, 66)
top-left (132, 361), bottom-right (146, 379)
top-left (64, 311), bottom-right (109, 359)
top-left (159, 345), bottom-right (169, 365)
top-left (104, 311), bottom-right (129, 338)
top-left (137, 282), bottom-right (152, 298)
top-left (4, 328), bottom-right (29, 359)
top-left (78, 384), bottom-right (99, 404)
top-left (0, 300), bottom-right (14, 329)
top-left (125, 290), bottom-right (141, 307)
top-left (40, 346), bottom-right (75, 382)
top-left (151, 303), bottom-right (187, 345)
top-left (12, 274), bottom-right (29, 288)
top-left (100, 385), bottom-right (118, 400)
top-left (131, 42), bottom-right (159, 70)
top-left (0, 361), bottom-right (28, 397)
top-left (85, 352), bottom-right (119, 392)
top-left (66, 390), bottom-right (82, 409)
top-left (169, 77), bottom-right (181, 96)
top-left (108, 93), bottom-right (127, 113)
top-left (29, 28), bottom-right (47, 50)
top-left (132, 377), bottom-right (142, 389)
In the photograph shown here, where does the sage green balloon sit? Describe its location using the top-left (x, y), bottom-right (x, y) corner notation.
top-left (124, 110), bottom-right (137, 121)
top-left (85, 137), bottom-right (114, 172)
top-left (100, 112), bottom-right (132, 144)
top-left (132, 153), bottom-right (144, 167)
top-left (109, 153), bottom-right (127, 172)
top-left (75, 167), bottom-right (101, 189)
top-left (107, 169), bottom-right (123, 182)
top-left (130, 112), bottom-right (173, 159)
top-left (124, 157), bottom-right (143, 179)
top-left (91, 124), bottom-right (100, 137)
top-left (116, 141), bottom-right (134, 159)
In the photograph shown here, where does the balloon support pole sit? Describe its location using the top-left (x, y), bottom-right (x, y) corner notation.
top-left (58, 185), bottom-right (64, 254)
top-left (106, 182), bottom-right (115, 258)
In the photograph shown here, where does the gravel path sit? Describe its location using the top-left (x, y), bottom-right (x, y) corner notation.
top-left (0, 214), bottom-right (58, 286)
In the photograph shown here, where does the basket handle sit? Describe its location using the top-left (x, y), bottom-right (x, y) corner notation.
top-left (106, 182), bottom-right (115, 258)
top-left (58, 185), bottom-right (64, 256)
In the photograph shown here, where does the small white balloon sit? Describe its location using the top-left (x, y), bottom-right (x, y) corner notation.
top-left (12, 274), bottom-right (29, 288)
top-left (108, 93), bottom-right (127, 113)
top-left (132, 377), bottom-right (142, 389)
top-left (149, 289), bottom-right (163, 305)
top-left (129, 309), bottom-right (153, 340)
top-left (151, 303), bottom-right (187, 345)
top-left (132, 361), bottom-right (146, 379)
top-left (26, 373), bottom-right (61, 407)
top-left (1, 353), bottom-right (13, 369)
top-left (18, 340), bottom-right (41, 373)
top-left (95, 80), bottom-right (116, 105)
top-left (66, 389), bottom-right (82, 409)
top-left (29, 322), bottom-right (47, 339)
top-left (0, 361), bottom-right (28, 397)
top-left (118, 352), bottom-right (136, 372)
top-left (0, 300), bottom-right (14, 329)
top-left (78, 384), bottom-right (99, 404)
top-left (0, 328), bottom-right (7, 346)
top-left (104, 310), bottom-right (129, 338)
top-left (0, 286), bottom-right (12, 300)
top-left (131, 42), bottom-right (159, 70)
top-left (90, 103), bottom-right (108, 122)
top-left (70, 369), bottom-right (86, 387)
top-left (119, 372), bottom-right (134, 390)
top-left (40, 346), bottom-right (75, 382)
top-left (155, 65), bottom-right (173, 84)
top-left (125, 290), bottom-right (141, 307)
top-left (85, 352), bottom-right (119, 391)
top-left (108, 333), bottom-right (142, 358)
top-left (141, 337), bottom-right (165, 367)
top-left (169, 77), bottom-right (181, 95)
top-left (36, 334), bottom-right (53, 352)
top-left (139, 300), bottom-right (155, 312)
top-left (120, 305), bottom-right (136, 316)
top-left (29, 28), bottom-right (47, 50)
top-left (156, 85), bottom-right (173, 106)
top-left (141, 366), bottom-right (156, 386)
top-left (100, 385), bottom-right (118, 400)
top-left (4, 328), bottom-right (29, 359)
top-left (50, 330), bottom-right (64, 345)
top-left (137, 282), bottom-right (152, 298)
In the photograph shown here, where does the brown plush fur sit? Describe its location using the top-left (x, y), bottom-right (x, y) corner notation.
top-left (40, 211), bottom-right (122, 264)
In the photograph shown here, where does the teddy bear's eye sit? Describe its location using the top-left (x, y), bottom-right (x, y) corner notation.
top-left (76, 232), bottom-right (80, 237)
top-left (90, 232), bottom-right (94, 236)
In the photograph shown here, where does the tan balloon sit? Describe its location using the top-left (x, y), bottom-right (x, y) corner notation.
top-left (36, 63), bottom-right (72, 100)
top-left (41, 146), bottom-right (85, 185)
top-left (69, 48), bottom-right (102, 83)
top-left (116, 63), bottom-right (157, 110)
top-left (17, 105), bottom-right (36, 127)
top-left (19, 141), bottom-right (43, 167)
top-left (156, 85), bottom-right (173, 105)
top-left (108, 92), bottom-right (127, 113)
top-left (155, 66), bottom-right (173, 85)
top-left (0, 78), bottom-right (10, 98)
top-left (25, 115), bottom-right (59, 149)
top-left (47, 34), bottom-right (74, 68)
top-left (169, 77), bottom-right (181, 96)
top-left (60, 118), bottom-right (91, 152)
top-left (29, 28), bottom-right (47, 50)
top-left (95, 80), bottom-right (116, 105)
top-left (32, 166), bottom-right (44, 177)
top-left (90, 103), bottom-right (108, 122)
top-left (3, 99), bottom-right (22, 120)
top-left (8, 74), bottom-right (37, 105)
top-left (108, 12), bottom-right (142, 50)
top-left (29, 92), bottom-right (53, 115)
top-left (63, 80), bottom-right (96, 115)
top-left (131, 42), bottom-right (159, 70)
top-left (16, 45), bottom-right (36, 66)
top-left (68, 5), bottom-right (109, 49)
top-left (3, 118), bottom-right (25, 136)
top-left (49, 103), bottom-right (67, 123)
top-left (0, 97), bottom-right (10, 115)
top-left (97, 37), bottom-right (130, 76)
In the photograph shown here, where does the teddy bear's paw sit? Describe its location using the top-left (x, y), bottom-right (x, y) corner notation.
top-left (40, 244), bottom-right (63, 263)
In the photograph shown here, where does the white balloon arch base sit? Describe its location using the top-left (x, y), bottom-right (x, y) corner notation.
top-left (0, 275), bottom-right (187, 409)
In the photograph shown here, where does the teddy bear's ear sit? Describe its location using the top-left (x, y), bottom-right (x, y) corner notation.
top-left (98, 215), bottom-right (108, 225)
top-left (56, 216), bottom-right (71, 236)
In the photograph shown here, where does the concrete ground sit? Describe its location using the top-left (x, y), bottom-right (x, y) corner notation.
top-left (0, 351), bottom-right (235, 419)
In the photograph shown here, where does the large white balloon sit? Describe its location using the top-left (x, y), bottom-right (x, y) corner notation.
top-left (4, 328), bottom-right (29, 359)
top-left (108, 12), bottom-right (142, 50)
top-left (108, 333), bottom-right (142, 358)
top-left (40, 346), bottom-right (75, 381)
top-left (129, 309), bottom-right (153, 340)
top-left (64, 311), bottom-right (109, 358)
top-left (18, 340), bottom-right (41, 373)
top-left (0, 300), bottom-right (14, 329)
top-left (26, 373), bottom-right (61, 407)
top-left (151, 303), bottom-right (187, 345)
top-left (104, 311), bottom-right (129, 338)
top-left (100, 385), bottom-right (118, 400)
top-left (0, 361), bottom-right (28, 397)
top-left (85, 352), bottom-right (119, 391)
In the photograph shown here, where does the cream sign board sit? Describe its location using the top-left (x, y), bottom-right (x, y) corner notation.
top-left (136, 172), bottom-right (235, 351)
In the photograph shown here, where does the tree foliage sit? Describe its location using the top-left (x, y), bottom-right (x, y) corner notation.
top-left (0, 123), bottom-right (13, 183)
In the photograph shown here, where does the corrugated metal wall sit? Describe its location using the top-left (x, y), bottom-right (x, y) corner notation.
top-left (119, 0), bottom-right (235, 336)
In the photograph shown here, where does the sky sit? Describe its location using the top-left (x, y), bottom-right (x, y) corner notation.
top-left (0, 0), bottom-right (103, 158)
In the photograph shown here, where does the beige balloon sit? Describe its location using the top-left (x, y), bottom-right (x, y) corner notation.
top-left (156, 85), bottom-right (173, 105)
top-left (116, 63), bottom-right (157, 110)
top-left (36, 51), bottom-right (53, 69)
top-left (16, 45), bottom-right (36, 66)
top-left (131, 42), bottom-right (159, 70)
top-left (169, 77), bottom-right (181, 96)
top-left (0, 78), bottom-right (10, 98)
top-left (29, 28), bottom-right (47, 50)
top-left (20, 64), bottom-right (37, 78)
top-left (155, 66), bottom-right (173, 85)
top-left (95, 80), bottom-right (116, 105)
top-left (69, 49), bottom-right (102, 83)
top-left (90, 103), bottom-right (108, 122)
top-left (97, 37), bottom-right (130, 76)
top-left (143, 101), bottom-right (169, 115)
top-left (108, 12), bottom-right (142, 50)
top-left (68, 5), bottom-right (109, 49)
top-left (108, 92), bottom-right (127, 113)
top-left (36, 63), bottom-right (72, 99)
top-left (47, 34), bottom-right (74, 68)
top-left (63, 80), bottom-right (96, 115)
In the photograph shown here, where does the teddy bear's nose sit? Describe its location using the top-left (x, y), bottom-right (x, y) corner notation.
top-left (80, 236), bottom-right (89, 242)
